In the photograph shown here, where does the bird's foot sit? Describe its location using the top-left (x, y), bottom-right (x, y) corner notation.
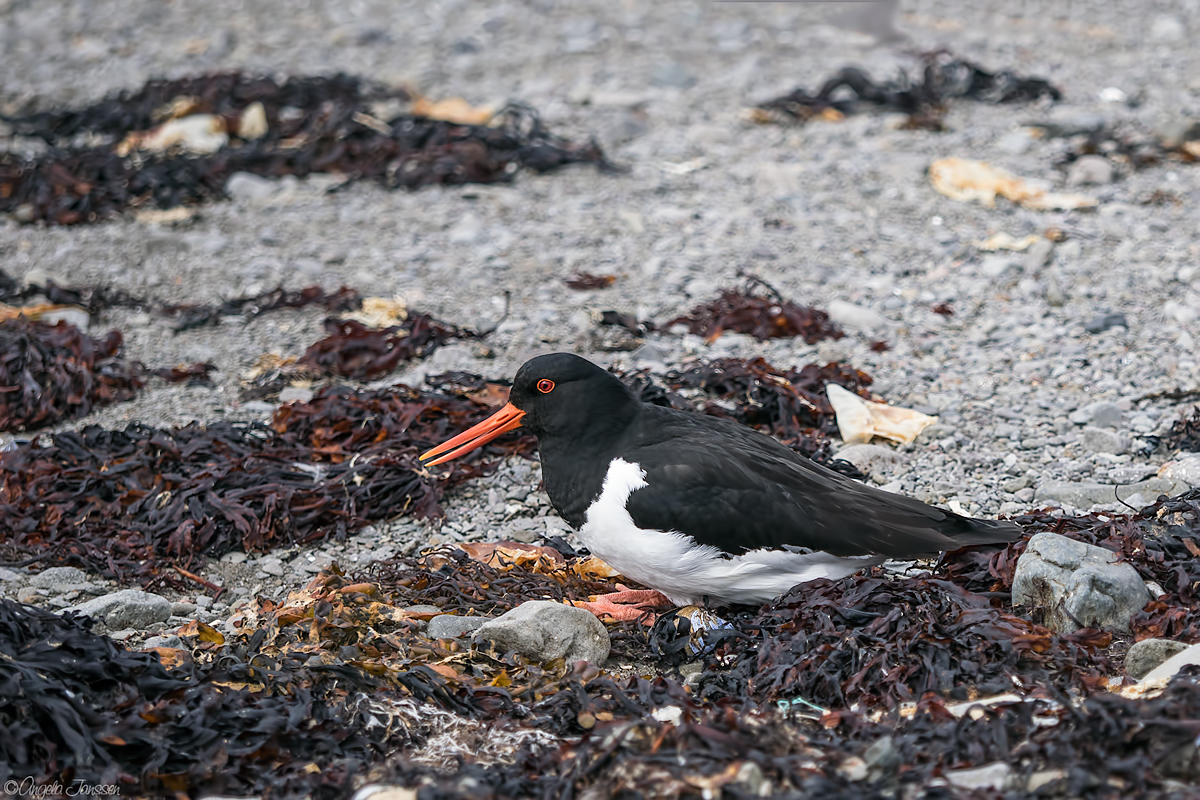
top-left (571, 586), bottom-right (673, 625)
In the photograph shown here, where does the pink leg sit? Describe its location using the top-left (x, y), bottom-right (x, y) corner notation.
top-left (570, 586), bottom-right (673, 625)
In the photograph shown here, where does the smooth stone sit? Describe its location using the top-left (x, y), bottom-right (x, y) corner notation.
top-left (996, 129), bottom-right (1033, 155)
top-left (1159, 455), bottom-right (1200, 488)
top-left (279, 386), bottom-right (314, 404)
top-left (980, 254), bottom-right (1021, 280)
top-left (351, 785), bottom-right (419, 800)
top-left (826, 300), bottom-right (890, 332)
top-left (1142, 642), bottom-right (1200, 683)
top-left (1149, 14), bottom-right (1186, 43)
top-left (28, 566), bottom-right (88, 589)
top-left (1084, 313), bottom-right (1127, 333)
top-left (1081, 426), bottom-right (1127, 454)
top-left (64, 589), bottom-right (172, 630)
top-left (0, 567), bottom-right (21, 583)
top-left (1066, 155), bottom-right (1114, 186)
top-left (448, 212), bottom-right (485, 244)
top-left (475, 600), bottom-right (610, 664)
top-left (258, 557), bottom-right (284, 577)
top-left (225, 171), bottom-right (279, 201)
top-left (649, 61), bottom-right (696, 88)
top-left (1125, 638), bottom-right (1190, 680)
top-left (1034, 478), bottom-right (1182, 509)
top-left (402, 604), bottom-right (442, 615)
top-left (1002, 475), bottom-right (1032, 492)
top-left (427, 614), bottom-right (489, 640)
top-left (945, 762), bottom-right (1011, 791)
top-left (1012, 532), bottom-right (1151, 633)
top-left (144, 634), bottom-right (184, 649)
top-left (1024, 238), bottom-right (1055, 271)
top-left (1069, 401), bottom-right (1123, 428)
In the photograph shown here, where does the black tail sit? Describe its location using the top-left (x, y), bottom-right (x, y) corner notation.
top-left (944, 516), bottom-right (1024, 547)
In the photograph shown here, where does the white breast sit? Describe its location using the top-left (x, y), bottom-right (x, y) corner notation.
top-left (577, 458), bottom-right (879, 606)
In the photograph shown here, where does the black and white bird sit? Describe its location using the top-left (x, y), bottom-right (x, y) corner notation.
top-left (420, 353), bottom-right (1022, 620)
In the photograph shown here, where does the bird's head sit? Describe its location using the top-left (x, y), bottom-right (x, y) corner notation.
top-left (420, 353), bottom-right (636, 465)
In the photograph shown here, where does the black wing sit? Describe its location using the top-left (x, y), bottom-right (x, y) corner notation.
top-left (623, 408), bottom-right (1021, 557)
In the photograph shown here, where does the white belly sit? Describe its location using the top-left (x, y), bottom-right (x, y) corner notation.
top-left (577, 458), bottom-right (878, 606)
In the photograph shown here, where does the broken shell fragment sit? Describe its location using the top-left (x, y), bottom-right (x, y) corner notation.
top-left (826, 383), bottom-right (937, 445)
top-left (975, 232), bottom-right (1044, 251)
top-left (236, 101), bottom-right (269, 140)
top-left (117, 114), bottom-right (229, 155)
top-left (410, 96), bottom-right (496, 126)
top-left (930, 157), bottom-right (1098, 211)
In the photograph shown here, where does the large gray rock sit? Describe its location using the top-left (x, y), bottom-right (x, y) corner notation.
top-left (1012, 532), bottom-right (1151, 633)
top-left (64, 589), bottom-right (172, 630)
top-left (1125, 638), bottom-right (1191, 680)
top-left (475, 600), bottom-right (610, 664)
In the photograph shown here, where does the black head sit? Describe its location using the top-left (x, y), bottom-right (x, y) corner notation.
top-left (508, 353), bottom-right (639, 441)
top-left (420, 353), bottom-right (640, 466)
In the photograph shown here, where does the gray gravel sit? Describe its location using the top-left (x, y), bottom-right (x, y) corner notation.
top-left (2, 1), bottom-right (1200, 643)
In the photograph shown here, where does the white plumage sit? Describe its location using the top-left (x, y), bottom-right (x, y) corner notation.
top-left (577, 458), bottom-right (880, 606)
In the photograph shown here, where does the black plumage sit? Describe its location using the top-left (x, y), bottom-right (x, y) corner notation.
top-left (508, 354), bottom-right (1020, 558)
top-left (422, 353), bottom-right (1023, 606)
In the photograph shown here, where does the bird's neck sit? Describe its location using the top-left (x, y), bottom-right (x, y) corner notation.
top-left (538, 406), bottom-right (639, 529)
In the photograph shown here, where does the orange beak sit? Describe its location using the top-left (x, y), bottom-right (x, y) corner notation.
top-left (419, 403), bottom-right (526, 466)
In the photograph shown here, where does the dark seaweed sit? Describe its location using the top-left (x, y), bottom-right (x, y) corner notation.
top-left (1, 74), bottom-right (617, 226)
top-left (756, 51), bottom-right (1060, 130)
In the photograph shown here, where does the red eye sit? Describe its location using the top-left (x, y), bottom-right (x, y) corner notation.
top-left (536, 379), bottom-right (555, 394)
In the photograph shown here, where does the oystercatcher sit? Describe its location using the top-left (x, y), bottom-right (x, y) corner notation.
top-left (420, 353), bottom-right (1022, 620)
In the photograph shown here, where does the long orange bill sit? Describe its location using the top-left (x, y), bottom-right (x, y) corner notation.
top-left (419, 402), bottom-right (526, 466)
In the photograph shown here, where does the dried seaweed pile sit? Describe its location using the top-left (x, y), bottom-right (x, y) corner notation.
top-left (754, 51), bottom-right (1060, 130)
top-left (1164, 406), bottom-right (1200, 453)
top-left (0, 317), bottom-right (143, 431)
top-left (299, 315), bottom-right (475, 380)
top-left (0, 599), bottom-right (410, 798)
top-left (0, 268), bottom-right (144, 314)
top-left (0, 265), bottom-right (363, 330)
top-left (666, 281), bottom-right (844, 344)
top-left (942, 489), bottom-right (1200, 641)
top-left (695, 572), bottom-right (1112, 710)
top-left (0, 383), bottom-right (535, 582)
top-left (0, 269), bottom-right (474, 428)
top-left (621, 357), bottom-right (872, 471)
top-left (10, 520), bottom-right (1200, 798)
top-left (1, 73), bottom-right (614, 225)
top-left (164, 284), bottom-right (362, 331)
top-left (383, 674), bottom-right (1200, 799)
